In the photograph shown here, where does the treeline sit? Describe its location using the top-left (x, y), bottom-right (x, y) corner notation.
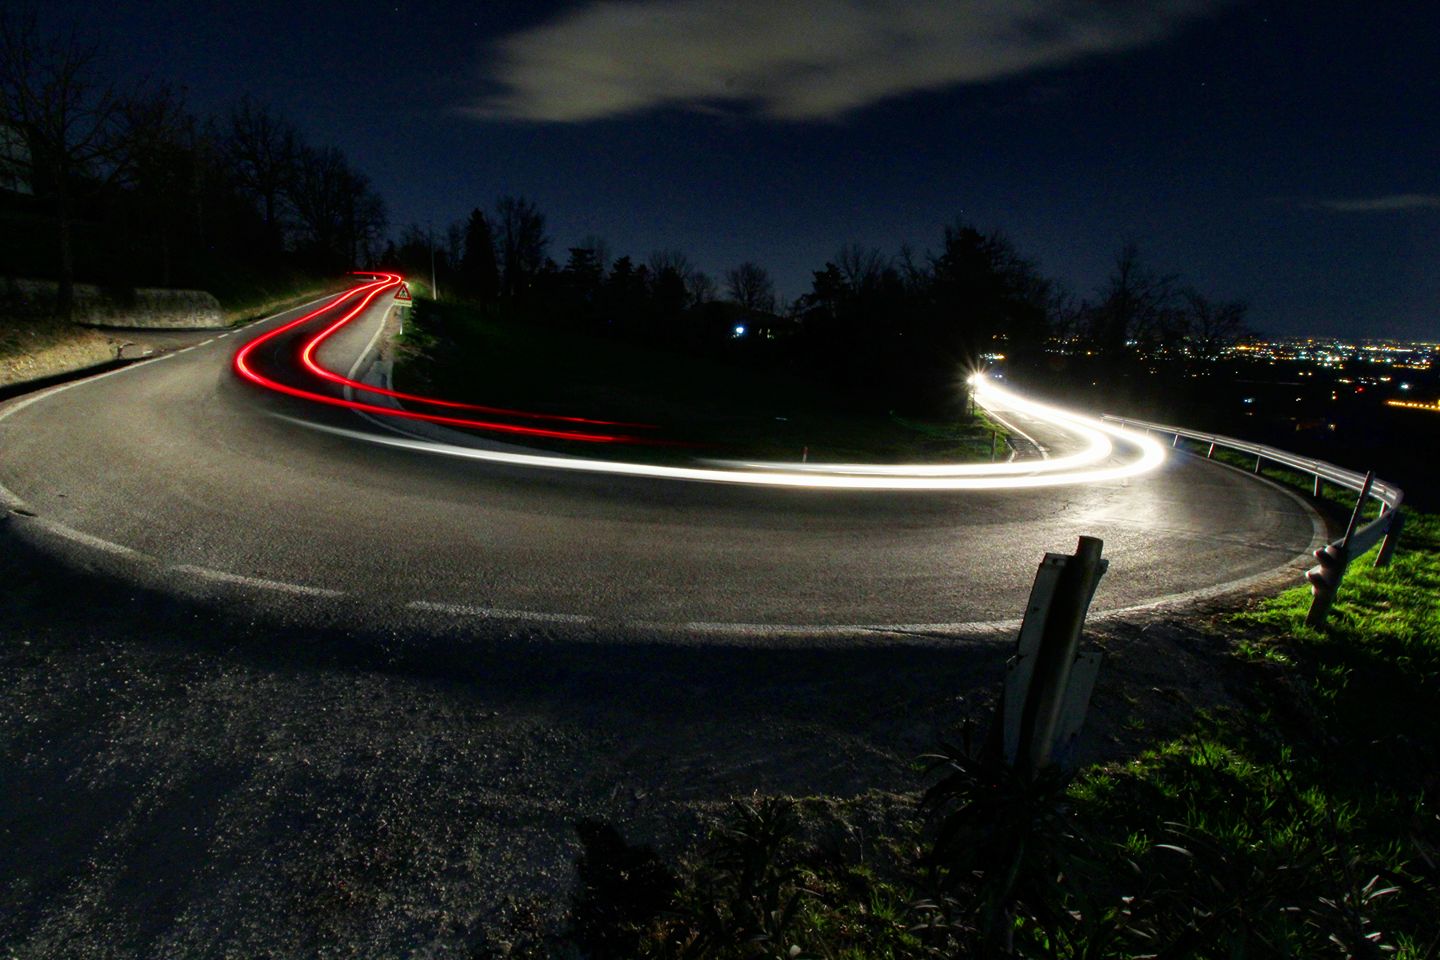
top-left (391, 199), bottom-right (1251, 415)
top-left (0, 11), bottom-right (386, 315)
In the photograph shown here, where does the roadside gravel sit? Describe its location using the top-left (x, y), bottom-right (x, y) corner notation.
top-left (0, 531), bottom-right (1259, 958)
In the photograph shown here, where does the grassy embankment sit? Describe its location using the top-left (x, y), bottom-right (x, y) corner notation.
top-left (539, 450), bottom-right (1439, 958)
top-left (391, 297), bottom-right (1008, 464)
top-left (212, 270), bottom-right (354, 326)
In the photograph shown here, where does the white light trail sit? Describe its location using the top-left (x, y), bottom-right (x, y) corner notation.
top-left (279, 377), bottom-right (1167, 491)
top-left (710, 377), bottom-right (1114, 476)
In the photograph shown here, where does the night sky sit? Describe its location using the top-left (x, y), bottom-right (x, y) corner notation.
top-left (40, 0), bottom-right (1440, 340)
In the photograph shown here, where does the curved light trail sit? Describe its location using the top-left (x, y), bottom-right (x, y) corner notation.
top-left (708, 377), bottom-right (1115, 477)
top-left (232, 274), bottom-right (660, 444)
top-left (278, 377), bottom-right (1167, 491)
top-left (239, 274), bottom-right (1166, 489)
top-left (298, 274), bottom-right (654, 430)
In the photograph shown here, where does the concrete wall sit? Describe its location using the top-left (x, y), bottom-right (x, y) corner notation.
top-left (1, 278), bottom-right (224, 329)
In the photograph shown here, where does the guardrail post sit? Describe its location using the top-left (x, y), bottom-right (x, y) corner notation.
top-left (1375, 510), bottom-right (1404, 568)
top-left (1305, 470), bottom-right (1374, 628)
top-left (1003, 536), bottom-right (1108, 776)
top-left (1254, 454), bottom-right (1263, 473)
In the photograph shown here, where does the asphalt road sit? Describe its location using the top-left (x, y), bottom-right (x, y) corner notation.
top-left (0, 286), bottom-right (1332, 957)
top-left (0, 289), bottom-right (1324, 640)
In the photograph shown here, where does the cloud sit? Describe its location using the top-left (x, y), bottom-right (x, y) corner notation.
top-left (1314, 194), bottom-right (1440, 213)
top-left (470, 0), bottom-right (1222, 123)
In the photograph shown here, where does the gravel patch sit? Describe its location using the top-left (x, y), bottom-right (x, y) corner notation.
top-left (0, 532), bottom-right (1258, 957)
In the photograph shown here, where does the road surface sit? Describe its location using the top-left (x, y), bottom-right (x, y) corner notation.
top-left (0, 284), bottom-right (1324, 641)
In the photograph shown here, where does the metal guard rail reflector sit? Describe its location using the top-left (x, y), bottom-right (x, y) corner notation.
top-left (1100, 414), bottom-right (1404, 626)
top-left (1100, 414), bottom-right (1402, 553)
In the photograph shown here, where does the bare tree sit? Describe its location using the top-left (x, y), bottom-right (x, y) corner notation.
top-left (1088, 241), bottom-right (1178, 354)
top-left (120, 84), bottom-right (196, 285)
top-left (496, 195), bottom-right (548, 299)
top-left (346, 175), bottom-right (387, 268)
top-left (289, 145), bottom-right (384, 270)
top-left (835, 243), bottom-right (889, 295)
top-left (0, 9), bottom-right (132, 316)
top-left (225, 96), bottom-right (298, 254)
top-left (288, 145), bottom-right (347, 263)
top-left (1182, 289), bottom-right (1250, 361)
top-left (647, 248), bottom-right (694, 283)
top-left (725, 261), bottom-right (777, 314)
top-left (896, 242), bottom-right (928, 294)
top-left (688, 270), bottom-right (718, 306)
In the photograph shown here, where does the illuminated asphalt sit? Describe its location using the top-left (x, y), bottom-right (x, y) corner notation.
top-left (0, 291), bottom-right (1325, 641)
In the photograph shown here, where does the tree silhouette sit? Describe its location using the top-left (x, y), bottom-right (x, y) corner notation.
top-left (496, 195), bottom-right (548, 300)
top-left (119, 84), bottom-right (197, 286)
top-left (0, 9), bottom-right (133, 316)
top-left (224, 96), bottom-right (298, 257)
top-left (288, 145), bottom-right (385, 271)
top-left (459, 207), bottom-right (499, 302)
top-left (1086, 241), bottom-right (1178, 355)
top-left (724, 261), bottom-right (776, 315)
top-left (1182, 289), bottom-right (1250, 362)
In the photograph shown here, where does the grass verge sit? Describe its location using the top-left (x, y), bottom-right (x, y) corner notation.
top-left (391, 298), bottom-right (1004, 464)
top-left (219, 276), bottom-right (353, 326)
top-left (0, 315), bottom-right (117, 388)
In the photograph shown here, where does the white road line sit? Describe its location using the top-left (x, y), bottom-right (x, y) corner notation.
top-left (407, 600), bottom-right (592, 624)
top-left (171, 564), bottom-right (344, 598)
top-left (345, 302), bottom-right (394, 383)
top-left (337, 303), bottom-right (471, 447)
top-left (676, 618), bottom-right (1021, 636)
top-left (33, 518), bottom-right (140, 557)
top-left (983, 405), bottom-right (1049, 459)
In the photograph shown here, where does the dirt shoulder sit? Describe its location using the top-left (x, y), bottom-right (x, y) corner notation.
top-left (0, 320), bottom-right (123, 389)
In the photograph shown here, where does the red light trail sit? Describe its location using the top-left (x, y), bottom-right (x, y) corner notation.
top-left (232, 273), bottom-right (661, 444)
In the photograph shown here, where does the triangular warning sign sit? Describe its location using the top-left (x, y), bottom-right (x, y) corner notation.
top-left (395, 283), bottom-right (412, 302)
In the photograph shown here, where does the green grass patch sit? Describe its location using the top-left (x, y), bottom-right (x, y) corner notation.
top-left (392, 298), bottom-right (1000, 464)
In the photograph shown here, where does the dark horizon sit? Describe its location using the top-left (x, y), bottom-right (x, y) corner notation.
top-left (32, 0), bottom-right (1440, 341)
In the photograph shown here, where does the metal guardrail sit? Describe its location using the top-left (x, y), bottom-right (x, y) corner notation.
top-left (1101, 415), bottom-right (1405, 626)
